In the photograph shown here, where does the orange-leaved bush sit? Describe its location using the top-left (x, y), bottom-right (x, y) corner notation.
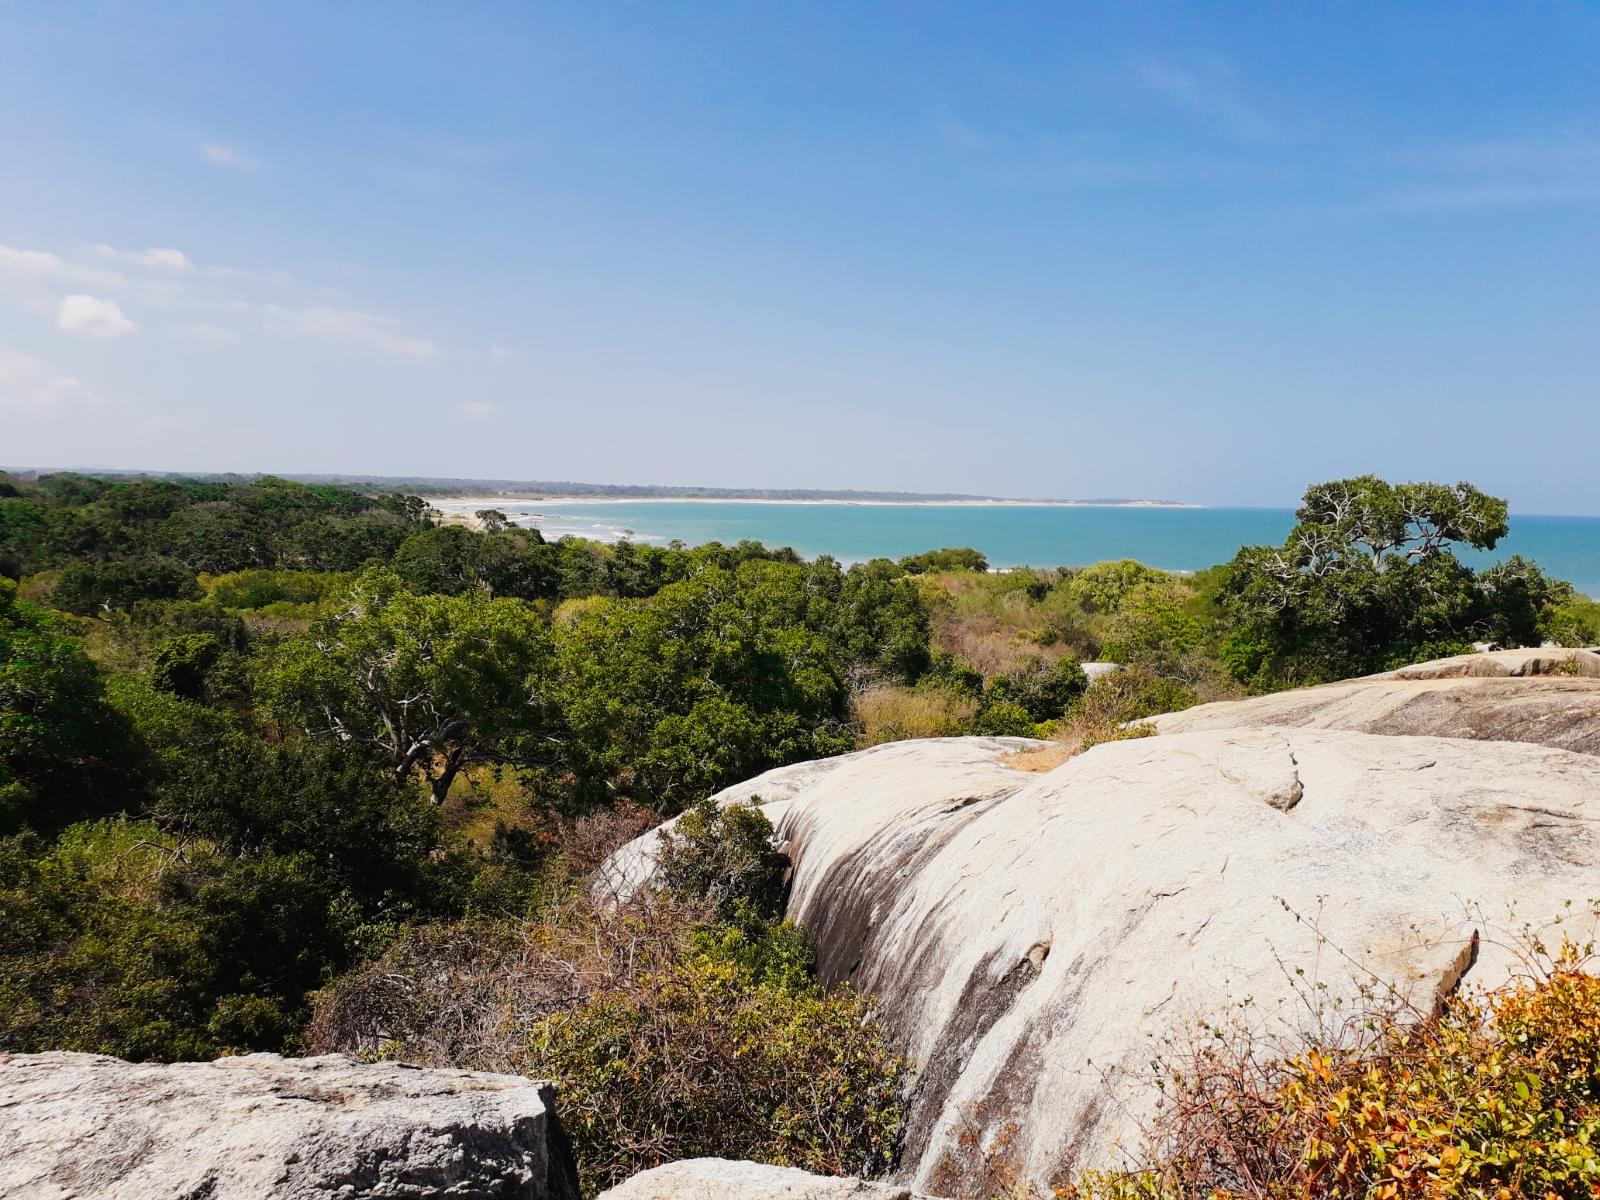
top-left (1079, 941), bottom-right (1600, 1200)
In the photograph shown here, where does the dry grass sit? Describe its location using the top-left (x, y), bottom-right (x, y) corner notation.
top-left (1004, 743), bottom-right (1074, 772)
top-left (918, 570), bottom-right (1103, 678)
top-left (853, 685), bottom-right (979, 746)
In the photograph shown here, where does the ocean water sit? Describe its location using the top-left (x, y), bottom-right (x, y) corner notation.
top-left (467, 500), bottom-right (1600, 598)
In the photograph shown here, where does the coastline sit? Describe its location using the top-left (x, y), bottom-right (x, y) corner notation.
top-left (429, 495), bottom-right (1202, 510)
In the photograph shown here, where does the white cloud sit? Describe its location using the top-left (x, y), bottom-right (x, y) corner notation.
top-left (173, 322), bottom-right (241, 344)
top-left (95, 244), bottom-right (194, 270)
top-left (57, 294), bottom-right (137, 339)
top-left (0, 243), bottom-right (124, 287)
top-left (458, 401), bottom-right (496, 416)
top-left (265, 304), bottom-right (440, 360)
top-left (488, 345), bottom-right (520, 363)
top-left (201, 143), bottom-right (258, 169)
top-left (0, 345), bottom-right (84, 411)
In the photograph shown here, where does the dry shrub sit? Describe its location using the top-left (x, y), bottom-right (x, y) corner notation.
top-left (1078, 917), bottom-right (1600, 1200)
top-left (854, 684), bottom-right (978, 746)
top-left (535, 922), bottom-right (906, 1193)
top-left (551, 801), bottom-right (662, 879)
top-left (923, 571), bottom-right (1089, 676)
top-left (308, 801), bottom-right (908, 1198)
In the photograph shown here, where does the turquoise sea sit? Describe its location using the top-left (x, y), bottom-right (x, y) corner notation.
top-left (483, 501), bottom-right (1600, 599)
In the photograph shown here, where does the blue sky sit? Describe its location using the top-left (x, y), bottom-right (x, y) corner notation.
top-left (2, 4), bottom-right (1598, 511)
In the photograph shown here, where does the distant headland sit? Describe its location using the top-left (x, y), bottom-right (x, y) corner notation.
top-left (311, 475), bottom-right (1192, 507)
top-left (0, 467), bottom-right (1192, 507)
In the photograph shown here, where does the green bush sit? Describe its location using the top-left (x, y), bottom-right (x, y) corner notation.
top-left (51, 556), bottom-right (200, 615)
top-left (532, 929), bottom-right (905, 1196)
top-left (984, 656), bottom-right (1089, 722)
top-left (657, 797), bottom-right (789, 922)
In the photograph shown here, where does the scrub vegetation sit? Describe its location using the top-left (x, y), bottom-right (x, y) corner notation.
top-left (2, 468), bottom-right (1594, 1194)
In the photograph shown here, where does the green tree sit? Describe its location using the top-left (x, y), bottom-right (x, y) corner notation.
top-left (556, 561), bottom-right (854, 810)
top-left (50, 556), bottom-right (201, 615)
top-left (257, 568), bottom-right (553, 804)
top-left (0, 579), bottom-right (136, 833)
top-left (1218, 476), bottom-right (1559, 687)
top-left (898, 546), bottom-right (989, 574)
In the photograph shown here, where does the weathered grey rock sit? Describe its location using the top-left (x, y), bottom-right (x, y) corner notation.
top-left (592, 737), bottom-right (1047, 907)
top-left (1149, 647), bottom-right (1600, 755)
top-left (1380, 646), bottom-right (1600, 679)
top-left (596, 1159), bottom-right (921, 1199)
top-left (607, 674), bottom-right (1600, 1195)
top-left (0, 1051), bottom-right (579, 1200)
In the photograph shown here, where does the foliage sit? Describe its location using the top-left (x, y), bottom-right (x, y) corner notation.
top-left (1058, 667), bottom-right (1199, 754)
top-left (1079, 940), bottom-right (1600, 1200)
top-left (50, 555), bottom-right (201, 615)
top-left (985, 656), bottom-right (1089, 722)
top-left (393, 523), bottom-right (558, 599)
top-left (0, 579), bottom-right (137, 834)
top-left (656, 797), bottom-right (790, 923)
top-left (554, 560), bottom-right (856, 810)
top-left (534, 930), bottom-right (906, 1196)
top-left (201, 568), bottom-right (353, 612)
top-left (1065, 559), bottom-right (1171, 613)
top-left (150, 632), bottom-right (224, 700)
top-left (257, 567), bottom-right (554, 803)
top-left (898, 546), bottom-right (990, 574)
top-left (1542, 594), bottom-right (1600, 648)
top-left (1220, 477), bottom-right (1570, 687)
top-left (0, 820), bottom-right (346, 1059)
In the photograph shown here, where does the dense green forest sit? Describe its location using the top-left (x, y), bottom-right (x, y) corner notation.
top-left (2, 469), bottom-right (1597, 1193)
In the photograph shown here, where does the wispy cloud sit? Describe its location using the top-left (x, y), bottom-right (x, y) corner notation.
top-left (264, 304), bottom-right (441, 360)
top-left (488, 345), bottom-right (520, 363)
top-left (57, 294), bottom-right (137, 339)
top-left (1, 239), bottom-right (445, 360)
top-left (201, 143), bottom-right (258, 169)
top-left (458, 400), bottom-right (496, 416)
top-left (95, 244), bottom-right (194, 270)
top-left (0, 244), bottom-right (124, 287)
top-left (1131, 55), bottom-right (1275, 141)
top-left (0, 345), bottom-right (85, 411)
top-left (1368, 135), bottom-right (1600, 213)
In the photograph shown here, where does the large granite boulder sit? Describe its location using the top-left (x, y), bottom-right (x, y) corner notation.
top-left (0, 1051), bottom-right (579, 1200)
top-left (1148, 647), bottom-right (1600, 754)
top-left (596, 1159), bottom-right (920, 1199)
top-left (605, 662), bottom-right (1600, 1195)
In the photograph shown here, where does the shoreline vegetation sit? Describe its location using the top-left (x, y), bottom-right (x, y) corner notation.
top-left (1, 468), bottom-right (1598, 1194)
top-left (0, 468), bottom-right (1191, 507)
top-left (429, 494), bottom-right (1199, 509)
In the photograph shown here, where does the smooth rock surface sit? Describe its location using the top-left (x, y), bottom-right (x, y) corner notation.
top-left (593, 737), bottom-right (1046, 906)
top-left (1149, 648), bottom-right (1600, 755)
top-left (606, 667), bottom-right (1600, 1195)
top-left (0, 1051), bottom-right (579, 1200)
top-left (596, 1159), bottom-right (921, 1199)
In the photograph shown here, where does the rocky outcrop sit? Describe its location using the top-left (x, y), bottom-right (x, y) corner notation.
top-left (0, 1052), bottom-right (579, 1200)
top-left (594, 737), bottom-right (1047, 907)
top-left (596, 1159), bottom-right (921, 1199)
top-left (605, 660), bottom-right (1600, 1195)
top-left (1149, 647), bottom-right (1600, 755)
